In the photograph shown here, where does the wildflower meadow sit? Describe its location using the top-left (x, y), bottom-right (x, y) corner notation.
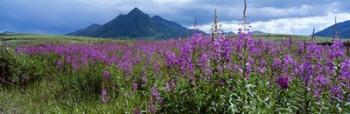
top-left (1, 32), bottom-right (349, 113)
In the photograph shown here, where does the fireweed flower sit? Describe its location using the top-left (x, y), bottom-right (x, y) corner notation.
top-left (282, 54), bottom-right (296, 65)
top-left (340, 59), bottom-right (350, 79)
top-left (165, 80), bottom-right (176, 92)
top-left (56, 60), bottom-right (64, 68)
top-left (213, 38), bottom-right (232, 61)
top-left (281, 54), bottom-right (297, 75)
top-left (249, 46), bottom-right (262, 56)
top-left (117, 51), bottom-right (134, 73)
top-left (276, 76), bottom-right (289, 89)
top-left (101, 87), bottom-right (109, 103)
top-left (102, 70), bottom-right (111, 80)
top-left (272, 58), bottom-right (282, 69)
top-left (198, 54), bottom-right (209, 66)
top-left (164, 50), bottom-right (178, 67)
top-left (244, 57), bottom-right (254, 79)
top-left (323, 61), bottom-right (336, 75)
top-left (181, 42), bottom-right (193, 58)
top-left (314, 75), bottom-right (329, 86)
top-left (198, 53), bottom-right (212, 75)
top-left (148, 103), bottom-right (157, 114)
top-left (299, 62), bottom-right (313, 85)
top-left (329, 40), bottom-right (345, 59)
top-left (152, 61), bottom-right (161, 73)
top-left (331, 85), bottom-right (343, 100)
top-left (132, 81), bottom-right (138, 92)
top-left (151, 86), bottom-right (162, 102)
top-left (141, 74), bottom-right (148, 88)
top-left (313, 89), bottom-right (322, 99)
top-left (233, 64), bottom-right (243, 74)
top-left (257, 59), bottom-right (267, 74)
top-left (304, 42), bottom-right (323, 61)
top-left (71, 61), bottom-right (80, 70)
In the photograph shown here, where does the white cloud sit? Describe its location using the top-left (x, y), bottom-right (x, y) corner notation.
top-left (151, 0), bottom-right (193, 4)
top-left (197, 13), bottom-right (350, 35)
top-left (2, 0), bottom-right (350, 34)
top-left (254, 5), bottom-right (312, 17)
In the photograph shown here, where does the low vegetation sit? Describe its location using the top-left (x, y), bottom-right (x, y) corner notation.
top-left (0, 33), bottom-right (350, 113)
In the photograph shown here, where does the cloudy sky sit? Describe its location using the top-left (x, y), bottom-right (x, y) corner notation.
top-left (1, 0), bottom-right (350, 35)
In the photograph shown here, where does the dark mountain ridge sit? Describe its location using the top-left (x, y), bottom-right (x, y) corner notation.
top-left (315, 20), bottom-right (350, 38)
top-left (68, 8), bottom-right (203, 39)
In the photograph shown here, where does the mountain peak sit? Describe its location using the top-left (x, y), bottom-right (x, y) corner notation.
top-left (68, 8), bottom-right (205, 39)
top-left (128, 7), bottom-right (145, 15)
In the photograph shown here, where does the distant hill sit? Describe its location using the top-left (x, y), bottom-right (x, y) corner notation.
top-left (224, 31), bottom-right (236, 36)
top-left (315, 20), bottom-right (350, 38)
top-left (0, 31), bottom-right (16, 36)
top-left (223, 31), bottom-right (267, 37)
top-left (252, 31), bottom-right (267, 35)
top-left (67, 8), bottom-right (204, 39)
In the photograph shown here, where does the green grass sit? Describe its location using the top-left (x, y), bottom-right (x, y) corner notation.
top-left (0, 33), bottom-right (343, 48)
top-left (0, 74), bottom-right (142, 113)
top-left (0, 34), bottom-right (114, 47)
top-left (0, 50), bottom-right (141, 113)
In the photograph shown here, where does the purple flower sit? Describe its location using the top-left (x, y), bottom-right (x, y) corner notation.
top-left (198, 53), bottom-right (212, 75)
top-left (152, 61), bottom-right (160, 73)
top-left (165, 80), bottom-right (176, 92)
top-left (71, 61), bottom-right (80, 70)
top-left (276, 76), bottom-right (289, 89)
top-left (331, 86), bottom-right (343, 100)
top-left (101, 87), bottom-right (109, 103)
top-left (141, 74), bottom-right (148, 88)
top-left (164, 50), bottom-right (178, 67)
top-left (132, 81), bottom-right (138, 92)
top-left (340, 59), bottom-right (350, 80)
top-left (148, 103), bottom-right (157, 114)
top-left (244, 57), bottom-right (254, 79)
top-left (329, 40), bottom-right (345, 59)
top-left (213, 38), bottom-right (232, 61)
top-left (151, 86), bottom-right (162, 102)
top-left (314, 75), bottom-right (329, 86)
top-left (56, 60), bottom-right (63, 68)
top-left (257, 59), bottom-right (267, 74)
top-left (272, 58), bottom-right (282, 68)
top-left (283, 54), bottom-right (296, 65)
top-left (198, 53), bottom-right (209, 66)
top-left (102, 70), bottom-right (111, 80)
top-left (299, 62), bottom-right (313, 85)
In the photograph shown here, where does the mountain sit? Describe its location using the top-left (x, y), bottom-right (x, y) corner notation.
top-left (252, 31), bottom-right (267, 35)
top-left (315, 20), bottom-right (350, 38)
top-left (224, 31), bottom-right (236, 36)
top-left (0, 31), bottom-right (15, 36)
top-left (67, 8), bottom-right (203, 39)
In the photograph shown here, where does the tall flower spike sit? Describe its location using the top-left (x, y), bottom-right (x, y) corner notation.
top-left (151, 86), bottom-right (162, 102)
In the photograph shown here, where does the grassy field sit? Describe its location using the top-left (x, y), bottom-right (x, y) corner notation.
top-left (0, 33), bottom-right (334, 46)
top-left (0, 34), bottom-right (112, 47)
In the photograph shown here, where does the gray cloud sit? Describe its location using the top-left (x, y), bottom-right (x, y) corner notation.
top-left (0, 0), bottom-right (349, 34)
